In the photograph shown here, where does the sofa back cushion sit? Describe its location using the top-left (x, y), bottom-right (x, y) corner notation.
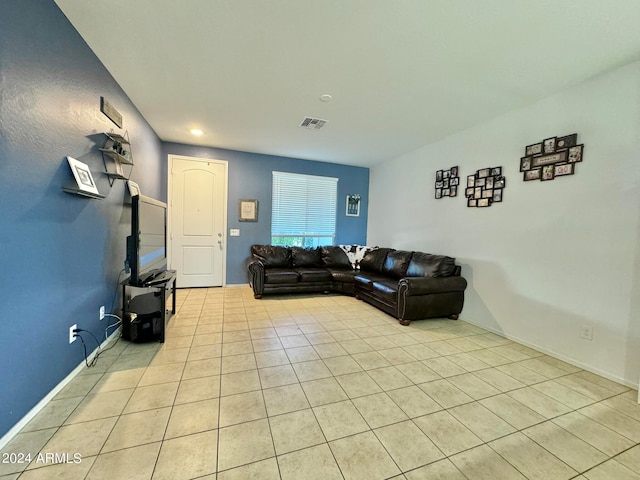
top-left (320, 246), bottom-right (352, 268)
top-left (291, 247), bottom-right (322, 267)
top-left (251, 245), bottom-right (291, 268)
top-left (382, 250), bottom-right (413, 279)
top-left (406, 252), bottom-right (457, 277)
top-left (360, 248), bottom-right (394, 273)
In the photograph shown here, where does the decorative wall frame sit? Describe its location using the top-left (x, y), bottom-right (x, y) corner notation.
top-left (239, 199), bottom-right (258, 222)
top-left (67, 156), bottom-right (100, 196)
top-left (435, 166), bottom-right (459, 199)
top-left (465, 166), bottom-right (505, 208)
top-left (521, 133), bottom-right (582, 182)
top-left (346, 194), bottom-right (361, 216)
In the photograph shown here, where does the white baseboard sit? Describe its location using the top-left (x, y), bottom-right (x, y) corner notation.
top-left (0, 328), bottom-right (121, 451)
top-left (462, 318), bottom-right (639, 389)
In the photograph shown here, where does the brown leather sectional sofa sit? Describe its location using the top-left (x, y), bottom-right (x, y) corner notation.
top-left (247, 245), bottom-right (467, 326)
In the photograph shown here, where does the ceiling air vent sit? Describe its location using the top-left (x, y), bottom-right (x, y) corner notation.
top-left (299, 117), bottom-right (327, 130)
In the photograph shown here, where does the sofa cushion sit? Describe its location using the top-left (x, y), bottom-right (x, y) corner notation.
top-left (291, 247), bottom-right (322, 267)
top-left (264, 268), bottom-right (299, 284)
top-left (372, 280), bottom-right (398, 303)
top-left (360, 248), bottom-right (394, 273)
top-left (320, 246), bottom-right (352, 268)
top-left (382, 250), bottom-right (413, 279)
top-left (294, 267), bottom-right (332, 283)
top-left (406, 252), bottom-right (456, 278)
top-left (325, 268), bottom-right (358, 283)
top-left (252, 245), bottom-right (291, 268)
top-left (354, 273), bottom-right (388, 291)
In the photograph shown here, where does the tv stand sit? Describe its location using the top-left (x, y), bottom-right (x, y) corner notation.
top-left (121, 270), bottom-right (176, 343)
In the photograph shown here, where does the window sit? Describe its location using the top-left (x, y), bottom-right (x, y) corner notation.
top-left (271, 171), bottom-right (338, 247)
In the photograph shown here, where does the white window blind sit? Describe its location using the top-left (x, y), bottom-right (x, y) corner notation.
top-left (272, 171), bottom-right (338, 247)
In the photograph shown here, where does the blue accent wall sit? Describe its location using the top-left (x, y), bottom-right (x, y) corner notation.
top-left (163, 143), bottom-right (370, 284)
top-left (0, 0), bottom-right (163, 438)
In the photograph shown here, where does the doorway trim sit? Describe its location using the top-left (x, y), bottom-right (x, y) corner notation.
top-left (167, 154), bottom-right (229, 287)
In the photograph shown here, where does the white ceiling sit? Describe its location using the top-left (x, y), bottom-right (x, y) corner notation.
top-left (55, 0), bottom-right (640, 167)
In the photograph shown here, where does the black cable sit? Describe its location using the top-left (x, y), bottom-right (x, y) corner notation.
top-left (111, 268), bottom-right (127, 312)
top-left (74, 334), bottom-right (96, 368)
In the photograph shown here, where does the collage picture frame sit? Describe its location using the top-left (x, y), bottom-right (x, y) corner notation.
top-left (435, 166), bottom-right (459, 199)
top-left (465, 166), bottom-right (505, 208)
top-left (521, 133), bottom-right (583, 182)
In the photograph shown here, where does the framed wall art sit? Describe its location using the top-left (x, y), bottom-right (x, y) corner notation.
top-left (435, 166), bottom-right (459, 199)
top-left (239, 199), bottom-right (258, 222)
top-left (520, 133), bottom-right (583, 182)
top-left (67, 156), bottom-right (100, 196)
top-left (465, 166), bottom-right (505, 208)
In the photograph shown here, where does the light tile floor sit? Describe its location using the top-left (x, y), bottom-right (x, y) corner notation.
top-left (2, 287), bottom-right (640, 480)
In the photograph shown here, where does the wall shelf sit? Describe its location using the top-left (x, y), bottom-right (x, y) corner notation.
top-left (100, 131), bottom-right (134, 186)
top-left (62, 186), bottom-right (106, 199)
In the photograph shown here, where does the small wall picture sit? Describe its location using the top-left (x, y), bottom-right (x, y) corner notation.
top-left (543, 137), bottom-right (557, 154)
top-left (346, 194), bottom-right (361, 216)
top-left (67, 156), bottom-right (100, 195)
top-left (239, 199), bottom-right (258, 221)
top-left (521, 133), bottom-right (583, 182)
top-left (541, 165), bottom-right (555, 181)
top-left (435, 166), bottom-right (459, 199)
top-left (525, 142), bottom-right (543, 156)
top-left (568, 145), bottom-right (584, 163)
top-left (554, 163), bottom-right (575, 177)
top-left (465, 167), bottom-right (505, 208)
top-left (127, 180), bottom-right (140, 197)
top-left (524, 169), bottom-right (542, 181)
top-left (556, 134), bottom-right (577, 150)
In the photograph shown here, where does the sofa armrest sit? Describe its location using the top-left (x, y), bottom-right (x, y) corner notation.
top-left (246, 258), bottom-right (265, 296)
top-left (398, 276), bottom-right (467, 296)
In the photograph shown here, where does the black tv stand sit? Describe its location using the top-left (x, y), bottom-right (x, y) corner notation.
top-left (122, 270), bottom-right (176, 343)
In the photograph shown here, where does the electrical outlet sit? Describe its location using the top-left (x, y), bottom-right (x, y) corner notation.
top-left (100, 306), bottom-right (105, 320)
top-left (580, 324), bottom-right (593, 341)
top-left (69, 324), bottom-right (77, 344)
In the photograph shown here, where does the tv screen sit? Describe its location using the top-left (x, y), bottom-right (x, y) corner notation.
top-left (128, 194), bottom-right (167, 285)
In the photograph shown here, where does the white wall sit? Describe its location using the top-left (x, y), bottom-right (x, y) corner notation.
top-left (368, 60), bottom-right (640, 386)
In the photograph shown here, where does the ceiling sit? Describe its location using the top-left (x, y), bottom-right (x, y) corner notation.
top-left (55, 0), bottom-right (640, 167)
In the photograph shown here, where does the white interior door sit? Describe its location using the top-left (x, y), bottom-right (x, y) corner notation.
top-left (169, 155), bottom-right (227, 288)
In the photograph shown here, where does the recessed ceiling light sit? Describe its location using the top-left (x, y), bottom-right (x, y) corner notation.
top-left (319, 94), bottom-right (333, 102)
top-left (190, 129), bottom-right (204, 136)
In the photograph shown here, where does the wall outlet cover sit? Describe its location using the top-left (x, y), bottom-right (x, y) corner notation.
top-left (69, 324), bottom-right (77, 344)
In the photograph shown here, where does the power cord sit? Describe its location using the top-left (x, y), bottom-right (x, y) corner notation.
top-left (73, 316), bottom-right (122, 367)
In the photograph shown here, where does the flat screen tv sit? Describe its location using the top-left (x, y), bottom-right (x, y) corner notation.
top-left (126, 194), bottom-right (167, 286)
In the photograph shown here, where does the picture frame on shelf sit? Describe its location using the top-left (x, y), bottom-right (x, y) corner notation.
top-left (67, 156), bottom-right (100, 195)
top-left (239, 199), bottom-right (258, 222)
